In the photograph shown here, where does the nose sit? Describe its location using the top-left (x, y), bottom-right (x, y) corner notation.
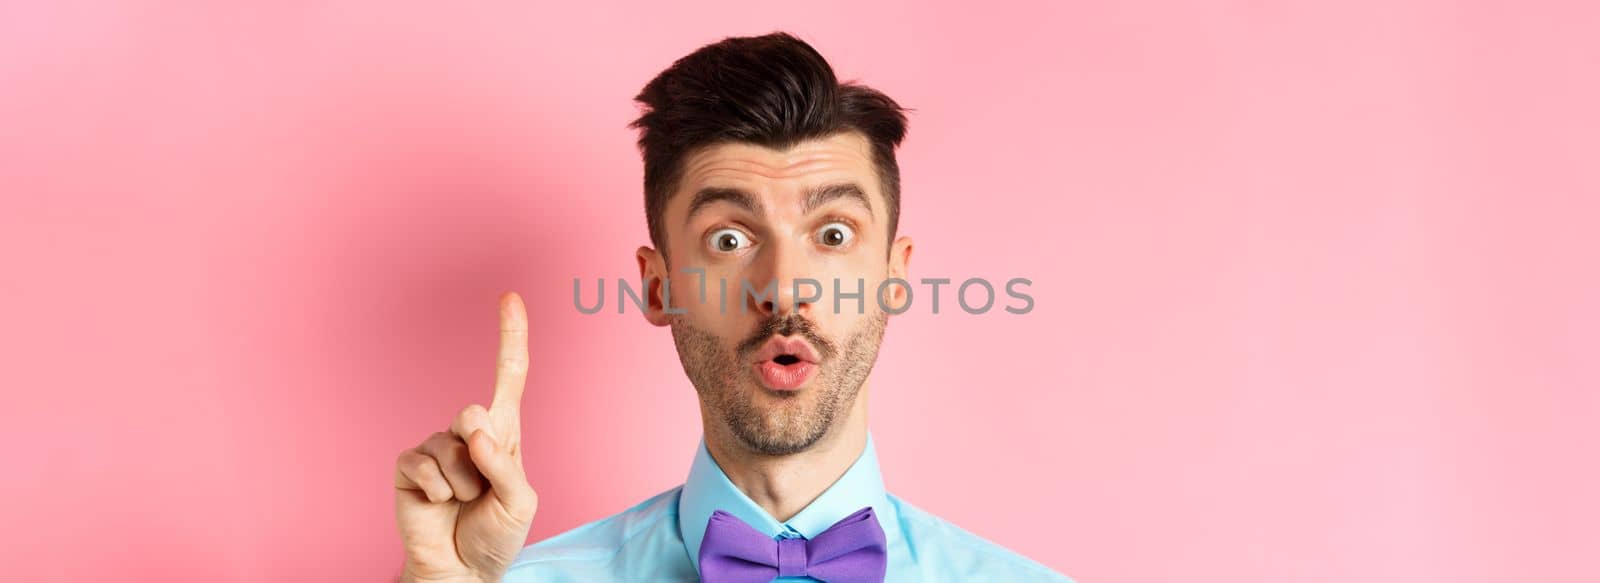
top-left (745, 239), bottom-right (816, 318)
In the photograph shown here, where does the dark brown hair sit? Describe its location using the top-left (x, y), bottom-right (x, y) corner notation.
top-left (629, 31), bottom-right (911, 259)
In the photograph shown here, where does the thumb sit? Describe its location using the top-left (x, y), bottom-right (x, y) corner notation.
top-left (466, 428), bottom-right (537, 519)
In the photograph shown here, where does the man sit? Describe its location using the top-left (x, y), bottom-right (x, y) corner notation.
top-left (393, 31), bottom-right (1073, 582)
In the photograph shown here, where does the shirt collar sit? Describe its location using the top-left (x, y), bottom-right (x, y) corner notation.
top-left (676, 431), bottom-right (900, 575)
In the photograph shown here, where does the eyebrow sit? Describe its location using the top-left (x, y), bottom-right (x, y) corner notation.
top-left (683, 182), bottom-right (873, 226)
top-left (802, 182), bottom-right (872, 217)
top-left (684, 187), bottom-right (764, 226)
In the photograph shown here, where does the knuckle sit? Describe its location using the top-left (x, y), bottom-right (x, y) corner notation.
top-left (422, 431), bottom-right (454, 452)
top-left (429, 439), bottom-right (468, 469)
top-left (453, 405), bottom-right (490, 437)
top-left (425, 485), bottom-right (450, 503)
top-left (456, 404), bottom-right (488, 425)
top-left (397, 451), bottom-right (430, 477)
top-left (446, 439), bottom-right (471, 464)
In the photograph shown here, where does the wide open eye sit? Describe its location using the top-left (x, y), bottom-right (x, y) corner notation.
top-left (707, 228), bottom-right (752, 253)
top-left (817, 222), bottom-right (854, 248)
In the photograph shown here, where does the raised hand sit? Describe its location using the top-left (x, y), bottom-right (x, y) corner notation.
top-left (395, 292), bottom-right (538, 583)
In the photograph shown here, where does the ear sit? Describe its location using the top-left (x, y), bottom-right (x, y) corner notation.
top-left (885, 235), bottom-right (914, 312)
top-left (636, 246), bottom-right (672, 327)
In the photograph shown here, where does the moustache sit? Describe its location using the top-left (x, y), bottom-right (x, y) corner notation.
top-left (736, 314), bottom-right (836, 361)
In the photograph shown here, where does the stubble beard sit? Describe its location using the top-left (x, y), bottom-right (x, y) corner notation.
top-left (670, 309), bottom-right (888, 456)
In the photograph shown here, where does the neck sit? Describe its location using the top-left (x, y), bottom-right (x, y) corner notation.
top-left (701, 380), bottom-right (871, 523)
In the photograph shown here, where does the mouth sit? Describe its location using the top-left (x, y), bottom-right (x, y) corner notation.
top-left (751, 335), bottom-right (821, 391)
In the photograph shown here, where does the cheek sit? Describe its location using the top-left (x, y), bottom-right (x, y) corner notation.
top-left (798, 248), bottom-right (878, 284)
top-left (826, 257), bottom-right (893, 294)
top-left (807, 283), bottom-right (879, 331)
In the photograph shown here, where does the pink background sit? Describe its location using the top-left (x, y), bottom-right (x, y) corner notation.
top-left (2, 1), bottom-right (1596, 581)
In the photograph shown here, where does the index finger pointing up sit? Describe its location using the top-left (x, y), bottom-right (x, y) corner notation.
top-left (491, 291), bottom-right (529, 418)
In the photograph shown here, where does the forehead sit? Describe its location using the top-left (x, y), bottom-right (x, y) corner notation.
top-left (674, 131), bottom-right (878, 202)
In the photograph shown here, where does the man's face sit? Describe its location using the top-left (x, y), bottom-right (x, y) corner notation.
top-left (637, 131), bottom-right (913, 456)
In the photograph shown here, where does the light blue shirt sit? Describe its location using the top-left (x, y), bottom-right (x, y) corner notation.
top-left (505, 432), bottom-right (1073, 582)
